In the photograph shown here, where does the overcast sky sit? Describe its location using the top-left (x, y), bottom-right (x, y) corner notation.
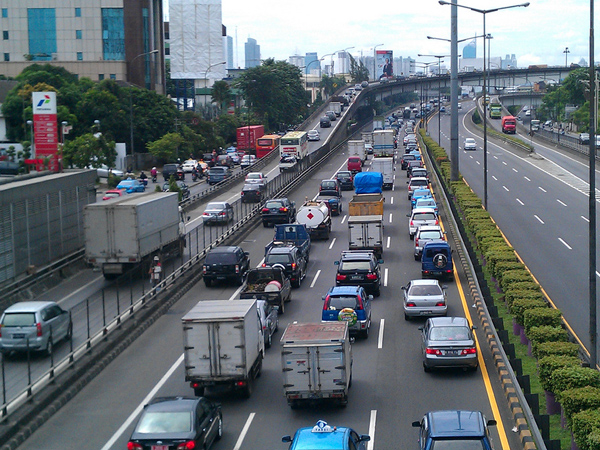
top-left (167, 0), bottom-right (594, 69)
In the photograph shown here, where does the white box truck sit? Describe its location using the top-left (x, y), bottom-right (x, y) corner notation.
top-left (347, 140), bottom-right (366, 164)
top-left (280, 322), bottom-right (352, 408)
top-left (182, 299), bottom-right (264, 398)
top-left (348, 215), bottom-right (384, 258)
top-left (361, 131), bottom-right (374, 155)
top-left (373, 129), bottom-right (395, 158)
top-left (330, 102), bottom-right (342, 117)
top-left (84, 192), bottom-right (185, 278)
top-left (371, 157), bottom-right (394, 190)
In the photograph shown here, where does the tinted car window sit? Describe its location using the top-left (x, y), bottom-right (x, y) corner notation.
top-left (328, 296), bottom-right (359, 310)
top-left (414, 212), bottom-right (436, 220)
top-left (2, 313), bottom-right (36, 326)
top-left (425, 247), bottom-right (450, 258)
top-left (209, 168), bottom-right (226, 174)
top-left (409, 284), bottom-right (442, 296)
top-left (206, 202), bottom-right (226, 210)
top-left (136, 411), bottom-right (192, 433)
top-left (205, 253), bottom-right (238, 264)
top-left (265, 201), bottom-right (284, 209)
top-left (420, 230), bottom-right (443, 240)
top-left (340, 261), bottom-right (371, 271)
top-left (266, 254), bottom-right (292, 264)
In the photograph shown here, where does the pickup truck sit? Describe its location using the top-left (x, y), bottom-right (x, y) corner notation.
top-left (265, 224), bottom-right (311, 263)
top-left (240, 266), bottom-right (292, 313)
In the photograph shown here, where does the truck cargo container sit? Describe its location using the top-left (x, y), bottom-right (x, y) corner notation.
top-left (373, 129), bottom-right (395, 157)
top-left (296, 201), bottom-right (332, 240)
top-left (237, 125), bottom-right (265, 153)
top-left (348, 215), bottom-right (384, 257)
top-left (330, 102), bottom-right (342, 117)
top-left (370, 157), bottom-right (394, 190)
top-left (373, 116), bottom-right (385, 131)
top-left (347, 140), bottom-right (366, 164)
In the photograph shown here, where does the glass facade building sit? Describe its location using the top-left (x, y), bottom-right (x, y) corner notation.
top-left (28, 8), bottom-right (57, 61)
top-left (101, 8), bottom-right (125, 60)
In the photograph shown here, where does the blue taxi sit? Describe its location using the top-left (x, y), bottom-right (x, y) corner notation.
top-left (282, 420), bottom-right (370, 449)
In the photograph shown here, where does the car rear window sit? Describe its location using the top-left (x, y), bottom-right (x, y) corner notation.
top-left (321, 181), bottom-right (337, 189)
top-left (266, 254), bottom-right (292, 264)
top-left (414, 212), bottom-right (436, 221)
top-left (136, 411), bottom-right (192, 433)
top-left (419, 230), bottom-right (443, 240)
top-left (340, 261), bottom-right (371, 271)
top-left (349, 157), bottom-right (360, 163)
top-left (206, 202), bottom-right (225, 210)
top-left (209, 168), bottom-right (226, 174)
top-left (2, 312), bottom-right (36, 327)
top-left (409, 284), bottom-right (442, 296)
top-left (205, 252), bottom-right (237, 264)
top-left (425, 247), bottom-right (449, 258)
top-left (429, 326), bottom-right (470, 341)
top-left (411, 180), bottom-right (428, 187)
top-left (265, 201), bottom-right (284, 209)
top-left (327, 296), bottom-right (359, 310)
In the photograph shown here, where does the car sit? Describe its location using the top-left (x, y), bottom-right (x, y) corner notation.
top-left (354, 84), bottom-right (362, 91)
top-left (241, 183), bottom-right (265, 203)
top-left (579, 133), bottom-right (590, 144)
top-left (316, 194), bottom-right (342, 216)
top-left (334, 250), bottom-right (382, 297)
top-left (102, 189), bottom-right (123, 201)
top-left (326, 111), bottom-right (337, 121)
top-left (162, 163), bottom-right (184, 181)
top-left (414, 197), bottom-right (438, 215)
top-left (202, 201), bottom-right (234, 225)
top-left (0, 301), bottom-right (72, 356)
top-left (127, 396), bottom-right (222, 450)
top-left (410, 188), bottom-right (433, 209)
top-left (543, 120), bottom-right (553, 128)
top-left (263, 244), bottom-right (306, 288)
top-left (407, 177), bottom-right (429, 200)
top-left (412, 410), bottom-right (495, 449)
top-left (282, 420), bottom-right (370, 450)
top-left (279, 155), bottom-right (298, 172)
top-left (414, 224), bottom-right (444, 260)
top-left (240, 154), bottom-right (257, 168)
top-left (525, 109), bottom-right (531, 116)
top-left (95, 165), bottom-right (124, 178)
top-left (335, 171), bottom-right (354, 190)
top-left (202, 153), bottom-right (218, 168)
top-left (216, 154), bottom-right (234, 168)
top-left (401, 153), bottom-right (417, 170)
top-left (181, 159), bottom-right (198, 173)
top-left (202, 245), bottom-right (250, 286)
top-left (419, 316), bottom-right (479, 371)
top-left (347, 156), bottom-right (362, 174)
top-left (410, 167), bottom-right (429, 180)
top-left (365, 143), bottom-right (374, 154)
top-left (261, 198), bottom-right (296, 227)
top-left (322, 286), bottom-right (372, 338)
top-left (319, 179), bottom-right (342, 198)
top-left (402, 279), bottom-right (448, 320)
top-left (320, 116), bottom-right (331, 128)
top-left (162, 180), bottom-right (190, 201)
top-left (440, 105), bottom-right (446, 113)
top-left (464, 138), bottom-right (477, 151)
top-left (257, 299), bottom-right (279, 348)
top-left (408, 208), bottom-right (439, 239)
top-left (421, 239), bottom-right (453, 279)
top-left (116, 179), bottom-right (146, 193)
top-left (207, 166), bottom-right (232, 185)
top-left (407, 160), bottom-right (424, 177)
top-left (308, 129), bottom-right (320, 141)
top-left (245, 172), bottom-right (267, 186)
top-left (228, 152), bottom-right (241, 165)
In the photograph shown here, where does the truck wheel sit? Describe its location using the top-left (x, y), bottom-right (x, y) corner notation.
top-left (194, 386), bottom-right (205, 397)
top-left (263, 221), bottom-right (269, 227)
top-left (242, 378), bottom-right (253, 398)
top-left (339, 396), bottom-right (348, 407)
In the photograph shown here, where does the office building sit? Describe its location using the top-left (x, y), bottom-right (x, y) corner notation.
top-left (226, 35), bottom-right (234, 69)
top-left (0, 0), bottom-right (165, 93)
top-left (289, 54), bottom-right (304, 69)
top-left (463, 40), bottom-right (476, 59)
top-left (305, 52), bottom-right (318, 74)
top-left (245, 37), bottom-right (260, 68)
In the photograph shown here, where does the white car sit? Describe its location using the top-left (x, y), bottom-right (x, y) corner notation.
top-left (464, 138), bottom-right (477, 151)
top-left (181, 159), bottom-right (198, 173)
top-left (245, 172), bottom-right (267, 186)
top-left (308, 130), bottom-right (320, 141)
top-left (240, 155), bottom-right (256, 168)
top-left (95, 165), bottom-right (124, 178)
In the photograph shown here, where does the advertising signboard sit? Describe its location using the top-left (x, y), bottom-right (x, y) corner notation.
top-left (376, 50), bottom-right (394, 80)
top-left (32, 91), bottom-right (59, 171)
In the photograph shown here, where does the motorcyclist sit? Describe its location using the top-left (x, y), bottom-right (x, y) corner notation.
top-left (150, 167), bottom-right (158, 182)
top-left (139, 170), bottom-right (148, 186)
top-left (149, 255), bottom-right (162, 288)
top-left (191, 166), bottom-right (199, 181)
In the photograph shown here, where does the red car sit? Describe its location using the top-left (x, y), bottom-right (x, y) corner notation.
top-left (102, 189), bottom-right (123, 201)
top-left (347, 156), bottom-right (362, 174)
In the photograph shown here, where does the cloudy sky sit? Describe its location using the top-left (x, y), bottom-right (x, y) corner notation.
top-left (168, 0), bottom-right (594, 69)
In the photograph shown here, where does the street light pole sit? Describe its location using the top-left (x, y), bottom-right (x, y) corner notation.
top-left (415, 61), bottom-right (438, 131)
top-left (203, 61), bottom-right (226, 118)
top-left (563, 47), bottom-right (570, 67)
top-left (373, 44), bottom-right (384, 81)
top-left (418, 54), bottom-right (449, 144)
top-left (305, 58), bottom-right (324, 102)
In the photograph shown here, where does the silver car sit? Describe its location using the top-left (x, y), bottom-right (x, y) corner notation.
top-left (414, 225), bottom-right (445, 260)
top-left (419, 317), bottom-right (478, 372)
top-left (256, 300), bottom-right (279, 349)
top-left (0, 301), bottom-right (72, 355)
top-left (402, 279), bottom-right (447, 320)
top-left (202, 202), bottom-right (234, 225)
top-left (408, 208), bottom-right (439, 239)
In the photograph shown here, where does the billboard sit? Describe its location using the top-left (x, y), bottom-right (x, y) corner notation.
top-left (376, 50), bottom-right (394, 80)
top-left (32, 91), bottom-right (59, 171)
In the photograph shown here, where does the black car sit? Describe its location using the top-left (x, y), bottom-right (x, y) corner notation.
top-left (128, 397), bottom-right (222, 450)
top-left (320, 117), bottom-right (331, 128)
top-left (263, 244), bottom-right (306, 288)
top-left (319, 179), bottom-right (342, 198)
top-left (241, 183), bottom-right (265, 203)
top-left (203, 246), bottom-right (250, 286)
top-left (261, 198), bottom-right (296, 227)
top-left (203, 153), bottom-right (217, 168)
top-left (334, 250), bottom-right (383, 297)
top-left (335, 171), bottom-right (354, 190)
top-left (162, 180), bottom-right (190, 200)
top-left (401, 153), bottom-right (417, 170)
top-left (162, 163), bottom-right (184, 181)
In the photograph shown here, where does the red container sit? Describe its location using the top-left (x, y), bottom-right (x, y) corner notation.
top-left (237, 125), bottom-right (265, 152)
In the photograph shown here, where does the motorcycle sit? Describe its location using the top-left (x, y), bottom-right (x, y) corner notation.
top-left (151, 174), bottom-right (157, 183)
top-left (192, 171), bottom-right (199, 182)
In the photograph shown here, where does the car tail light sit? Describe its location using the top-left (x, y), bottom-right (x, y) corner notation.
top-left (203, 212), bottom-right (210, 216)
top-left (203, 265), bottom-right (207, 274)
top-left (36, 323), bottom-right (42, 337)
top-left (127, 443), bottom-right (143, 450)
top-left (235, 264), bottom-right (240, 274)
top-left (415, 238), bottom-right (419, 246)
top-left (406, 302), bottom-right (416, 307)
top-left (336, 274), bottom-right (347, 281)
top-left (177, 441), bottom-right (196, 450)
top-left (262, 263), bottom-right (266, 267)
top-left (323, 298), bottom-right (330, 310)
top-left (219, 211), bottom-right (226, 216)
top-left (240, 191), bottom-right (245, 196)
top-left (435, 219), bottom-right (439, 225)
top-left (366, 273), bottom-right (378, 280)
top-left (279, 207), bottom-right (288, 212)
top-left (435, 301), bottom-right (446, 307)
top-left (426, 348), bottom-right (442, 355)
top-left (261, 208), bottom-right (269, 213)
top-left (461, 347), bottom-right (477, 355)
top-left (291, 263), bottom-right (296, 270)
top-left (410, 220), bottom-right (414, 226)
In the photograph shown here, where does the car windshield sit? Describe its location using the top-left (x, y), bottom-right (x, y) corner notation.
top-left (409, 284), bottom-right (442, 296)
top-left (340, 261), bottom-right (371, 271)
top-left (328, 296), bottom-right (359, 310)
top-left (266, 254), bottom-right (292, 264)
top-left (2, 312), bottom-right (36, 326)
top-left (429, 326), bottom-right (471, 341)
top-left (136, 411), bottom-right (192, 434)
top-left (430, 439), bottom-right (486, 450)
top-left (321, 181), bottom-right (337, 189)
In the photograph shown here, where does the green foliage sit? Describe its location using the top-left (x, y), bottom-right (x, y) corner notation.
top-left (523, 308), bottom-right (562, 335)
top-left (504, 289), bottom-right (545, 309)
top-left (211, 80), bottom-right (232, 115)
top-left (561, 386), bottom-right (600, 431)
top-left (533, 340), bottom-right (578, 360)
top-left (215, 114), bottom-right (241, 144)
top-left (319, 74), bottom-right (348, 98)
top-left (537, 355), bottom-right (580, 392)
top-left (500, 269), bottom-right (534, 292)
top-left (551, 366), bottom-right (600, 401)
top-left (348, 54), bottom-right (370, 83)
top-left (572, 408), bottom-right (600, 450)
top-left (509, 299), bottom-right (547, 326)
top-left (61, 132), bottom-right (116, 170)
top-left (472, 109), bottom-right (481, 124)
top-left (146, 133), bottom-right (184, 162)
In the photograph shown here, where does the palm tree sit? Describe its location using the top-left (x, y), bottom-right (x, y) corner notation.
top-left (211, 81), bottom-right (232, 116)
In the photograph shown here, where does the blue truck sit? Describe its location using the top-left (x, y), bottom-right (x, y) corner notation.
top-left (265, 224), bottom-right (311, 263)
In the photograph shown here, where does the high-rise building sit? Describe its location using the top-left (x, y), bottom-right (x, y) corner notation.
top-left (226, 36), bottom-right (234, 69)
top-left (305, 52), bottom-right (318, 74)
top-left (245, 37), bottom-right (260, 68)
top-left (289, 54), bottom-right (304, 69)
top-left (0, 0), bottom-right (165, 93)
top-left (463, 40), bottom-right (476, 59)
top-left (336, 51), bottom-right (350, 75)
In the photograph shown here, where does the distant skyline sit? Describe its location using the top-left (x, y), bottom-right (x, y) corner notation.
top-left (166, 0), bottom-right (593, 69)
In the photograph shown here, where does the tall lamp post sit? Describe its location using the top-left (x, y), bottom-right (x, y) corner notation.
top-left (588, 1), bottom-right (597, 369)
top-left (439, 0), bottom-right (530, 209)
top-left (129, 49), bottom-right (159, 170)
top-left (203, 61), bottom-right (226, 116)
top-left (563, 47), bottom-right (570, 67)
top-left (373, 44), bottom-right (384, 81)
top-left (305, 58), bottom-right (324, 102)
top-left (414, 61), bottom-right (438, 132)
top-left (419, 54), bottom-right (450, 144)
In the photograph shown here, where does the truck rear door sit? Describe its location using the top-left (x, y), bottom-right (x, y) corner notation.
top-left (283, 345), bottom-right (345, 394)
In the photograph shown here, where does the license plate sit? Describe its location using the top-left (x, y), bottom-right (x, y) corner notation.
top-left (11, 334), bottom-right (25, 339)
top-left (151, 446), bottom-right (169, 450)
top-left (444, 350), bottom-right (459, 356)
top-left (350, 275), bottom-right (362, 280)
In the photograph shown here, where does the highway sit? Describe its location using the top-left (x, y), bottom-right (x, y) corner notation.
top-left (12, 107), bottom-right (522, 449)
top-left (428, 98), bottom-right (600, 355)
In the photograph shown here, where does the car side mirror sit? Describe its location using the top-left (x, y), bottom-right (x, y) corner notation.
top-left (282, 436), bottom-right (292, 443)
top-left (378, 259), bottom-right (384, 264)
top-left (322, 296), bottom-right (326, 301)
top-left (244, 252), bottom-right (250, 256)
top-left (471, 325), bottom-right (478, 330)
top-left (334, 261), bottom-right (340, 266)
top-left (407, 214), bottom-right (410, 217)
top-left (418, 326), bottom-right (424, 331)
top-left (411, 421), bottom-right (421, 427)
top-left (359, 435), bottom-right (371, 442)
top-left (487, 419), bottom-right (497, 427)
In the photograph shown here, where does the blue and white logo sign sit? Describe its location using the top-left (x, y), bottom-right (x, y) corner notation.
top-left (312, 420), bottom-right (334, 433)
top-left (32, 91), bottom-right (57, 114)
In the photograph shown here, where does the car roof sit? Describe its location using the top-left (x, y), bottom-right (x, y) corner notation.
top-left (412, 207), bottom-right (437, 214)
top-left (409, 177), bottom-right (428, 183)
top-left (340, 251), bottom-right (375, 261)
top-left (328, 286), bottom-right (362, 295)
top-left (422, 239), bottom-right (449, 248)
top-left (292, 426), bottom-right (351, 449)
top-left (208, 246), bottom-right (239, 254)
top-left (410, 279), bottom-right (440, 287)
top-left (417, 225), bottom-right (442, 232)
top-left (266, 198), bottom-right (289, 203)
top-left (426, 410), bottom-right (486, 438)
top-left (268, 246), bottom-right (295, 254)
top-left (145, 396), bottom-right (199, 413)
top-left (206, 202), bottom-right (228, 208)
top-left (428, 316), bottom-right (469, 328)
top-left (3, 301), bottom-right (57, 313)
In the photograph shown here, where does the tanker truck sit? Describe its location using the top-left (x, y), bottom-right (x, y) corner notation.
top-left (296, 200), bottom-right (332, 240)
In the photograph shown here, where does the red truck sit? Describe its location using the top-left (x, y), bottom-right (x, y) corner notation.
top-left (501, 116), bottom-right (517, 134)
top-left (237, 125), bottom-right (265, 154)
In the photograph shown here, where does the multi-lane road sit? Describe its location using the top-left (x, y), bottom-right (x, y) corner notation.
top-left (11, 104), bottom-right (523, 450)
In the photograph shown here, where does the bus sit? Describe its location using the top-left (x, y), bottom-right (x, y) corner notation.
top-left (255, 134), bottom-right (281, 158)
top-left (280, 131), bottom-right (309, 161)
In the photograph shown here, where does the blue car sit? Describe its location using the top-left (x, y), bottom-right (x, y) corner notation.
top-left (322, 286), bottom-right (372, 338)
top-left (414, 197), bottom-right (438, 214)
top-left (411, 188), bottom-right (433, 208)
top-left (116, 179), bottom-right (145, 193)
top-left (282, 420), bottom-right (370, 450)
top-left (409, 150), bottom-right (422, 160)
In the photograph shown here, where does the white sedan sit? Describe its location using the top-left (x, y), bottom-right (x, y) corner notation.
top-left (464, 138), bottom-right (477, 151)
top-left (182, 159), bottom-right (198, 173)
top-left (308, 130), bottom-right (320, 141)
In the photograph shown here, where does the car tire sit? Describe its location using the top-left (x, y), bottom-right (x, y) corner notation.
top-left (237, 275), bottom-right (244, 286)
top-left (266, 331), bottom-right (272, 348)
top-left (204, 277), bottom-right (212, 287)
top-left (262, 221), bottom-right (269, 227)
top-left (404, 313), bottom-right (410, 321)
top-left (374, 285), bottom-right (381, 298)
top-left (194, 386), bottom-right (205, 397)
top-left (279, 299), bottom-right (285, 315)
top-left (423, 363), bottom-right (431, 373)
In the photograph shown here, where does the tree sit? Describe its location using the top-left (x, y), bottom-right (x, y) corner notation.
top-left (146, 132), bottom-right (184, 161)
top-left (61, 133), bottom-right (116, 169)
top-left (349, 55), bottom-right (370, 83)
top-left (215, 114), bottom-right (241, 145)
top-left (319, 74), bottom-right (347, 97)
top-left (211, 81), bottom-right (232, 115)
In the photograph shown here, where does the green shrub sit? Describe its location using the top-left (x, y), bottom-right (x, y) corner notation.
top-left (523, 308), bottom-right (562, 335)
top-left (492, 260), bottom-right (524, 280)
top-left (478, 237), bottom-right (508, 254)
top-left (572, 405), bottom-right (600, 450)
top-left (537, 355), bottom-right (581, 392)
top-left (530, 328), bottom-right (571, 358)
top-left (107, 174), bottom-right (122, 188)
top-left (586, 428), bottom-right (600, 450)
top-left (500, 269), bottom-right (534, 292)
top-left (560, 386), bottom-right (600, 430)
top-left (551, 366), bottom-right (600, 400)
top-left (510, 299), bottom-right (547, 326)
top-left (504, 289), bottom-right (545, 309)
top-left (507, 281), bottom-right (541, 293)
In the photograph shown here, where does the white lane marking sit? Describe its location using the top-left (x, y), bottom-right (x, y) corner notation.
top-left (384, 268), bottom-right (388, 287)
top-left (582, 215), bottom-right (590, 222)
top-left (378, 319), bottom-right (384, 349)
top-left (512, 168), bottom-right (518, 173)
top-left (390, 196), bottom-right (394, 205)
top-left (534, 215), bottom-right (545, 224)
top-left (100, 354), bottom-right (185, 450)
top-left (516, 198), bottom-right (524, 206)
top-left (493, 155), bottom-right (499, 159)
top-left (387, 236), bottom-right (391, 248)
top-left (557, 199), bottom-right (567, 206)
top-left (524, 176), bottom-right (531, 181)
top-left (502, 161), bottom-right (508, 166)
top-left (558, 238), bottom-right (572, 250)
top-left (539, 186), bottom-right (547, 193)
top-left (475, 160), bottom-right (480, 165)
top-left (389, 213), bottom-right (393, 223)
top-left (367, 410), bottom-right (377, 450)
top-left (597, 271), bottom-right (600, 278)
top-left (341, 215), bottom-right (347, 224)
top-left (492, 175), bottom-right (497, 181)
top-left (233, 413), bottom-right (256, 450)
top-left (502, 186), bottom-right (509, 192)
top-left (57, 276), bottom-right (103, 306)
top-left (329, 237), bottom-right (337, 250)
top-left (310, 270), bottom-right (321, 288)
